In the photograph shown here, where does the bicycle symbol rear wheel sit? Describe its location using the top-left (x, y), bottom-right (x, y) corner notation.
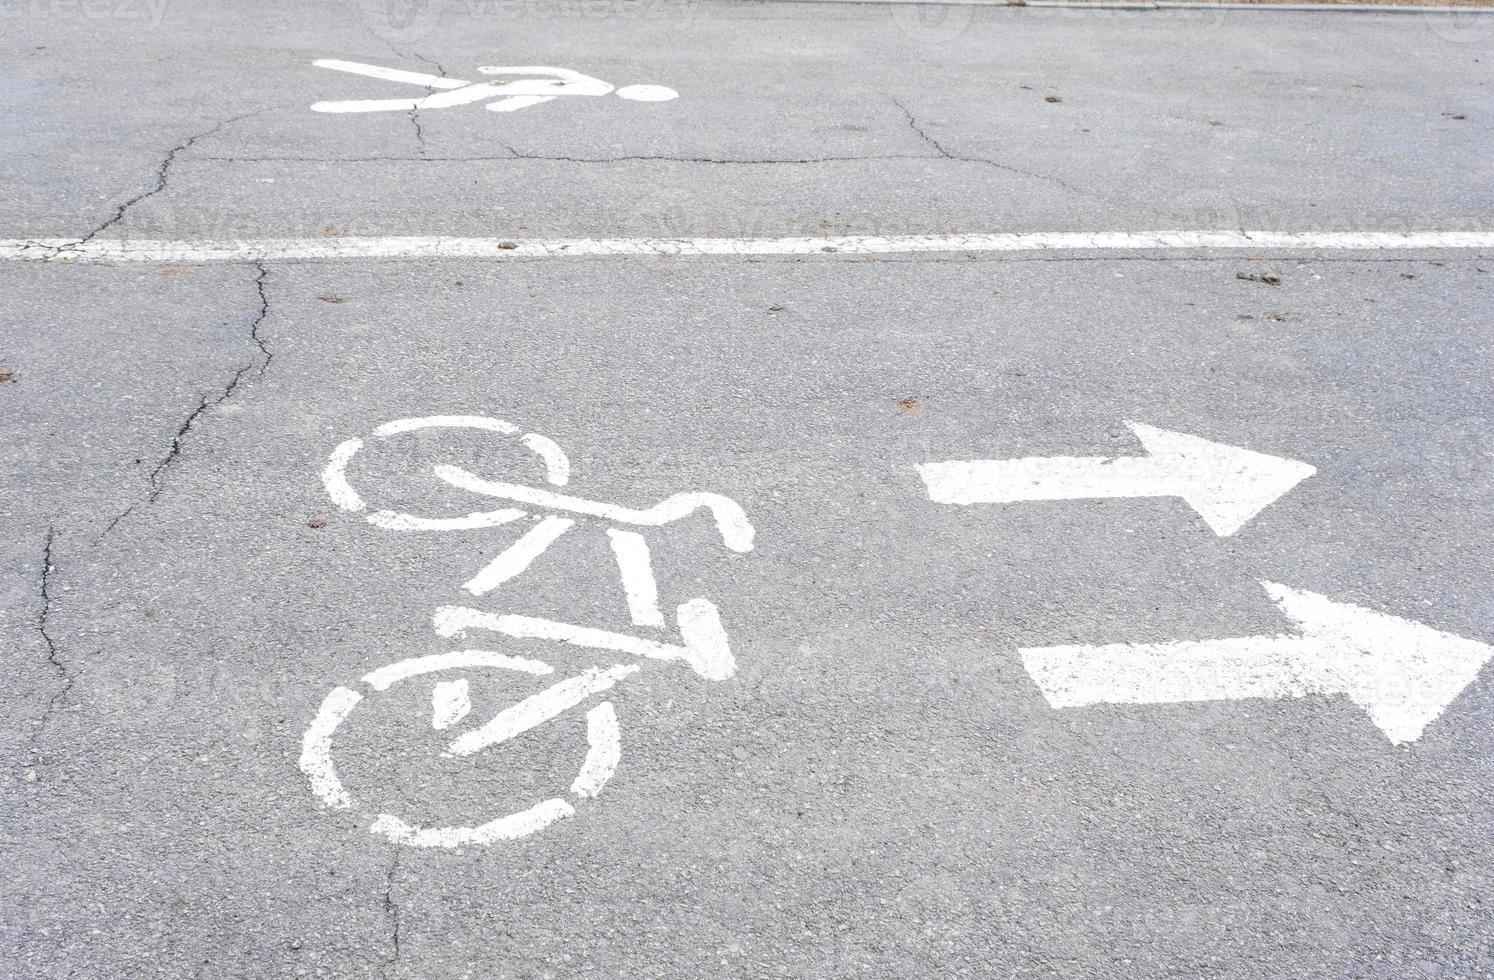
top-left (300, 650), bottom-right (631, 847)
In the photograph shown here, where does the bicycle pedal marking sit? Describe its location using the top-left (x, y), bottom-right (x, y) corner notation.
top-left (301, 416), bottom-right (754, 847)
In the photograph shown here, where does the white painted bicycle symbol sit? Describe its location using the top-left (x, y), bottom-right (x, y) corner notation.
top-left (299, 416), bottom-right (752, 847)
top-left (310, 60), bottom-right (679, 115)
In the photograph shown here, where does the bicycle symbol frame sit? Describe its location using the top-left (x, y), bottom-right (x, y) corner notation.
top-left (299, 415), bottom-right (753, 847)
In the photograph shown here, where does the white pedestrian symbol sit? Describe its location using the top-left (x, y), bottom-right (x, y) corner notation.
top-left (310, 59), bottom-right (679, 114)
top-left (301, 416), bottom-right (751, 847)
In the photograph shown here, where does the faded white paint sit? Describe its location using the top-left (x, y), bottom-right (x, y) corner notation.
top-left (300, 649), bottom-right (618, 846)
top-left (366, 508), bottom-right (528, 532)
top-left (462, 515), bottom-right (575, 595)
top-left (430, 678), bottom-right (472, 730)
top-left (362, 649), bottom-right (552, 690)
top-left (607, 528), bottom-right (666, 627)
top-left (377, 416), bottom-right (569, 486)
top-left (299, 686), bottom-right (363, 810)
top-left (319, 415), bottom-right (570, 532)
top-left (433, 601), bottom-right (735, 680)
top-left (11, 231), bottom-right (1494, 264)
top-left (374, 415), bottom-right (519, 437)
top-left (674, 598), bottom-right (735, 682)
top-left (445, 665), bottom-right (639, 757)
top-left (370, 798), bottom-right (575, 848)
top-left (1020, 581), bottom-right (1494, 744)
top-left (920, 421), bottom-right (1315, 536)
top-left (520, 433), bottom-right (570, 486)
top-left (571, 702), bottom-right (621, 798)
top-left (321, 439), bottom-right (366, 512)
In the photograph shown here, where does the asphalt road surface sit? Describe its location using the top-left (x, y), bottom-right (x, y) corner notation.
top-left (3, 1), bottom-right (1493, 977)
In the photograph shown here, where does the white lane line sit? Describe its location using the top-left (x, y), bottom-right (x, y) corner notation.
top-left (5, 231), bottom-right (1492, 263)
top-left (784, 0), bottom-right (1494, 12)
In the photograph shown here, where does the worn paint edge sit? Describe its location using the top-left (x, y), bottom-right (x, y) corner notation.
top-left (5, 231), bottom-right (1493, 264)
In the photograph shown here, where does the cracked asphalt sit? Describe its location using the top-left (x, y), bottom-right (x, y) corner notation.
top-left (3, 1), bottom-right (1494, 977)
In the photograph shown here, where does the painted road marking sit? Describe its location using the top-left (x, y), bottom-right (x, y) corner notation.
top-left (302, 416), bottom-right (755, 846)
top-left (920, 421), bottom-right (1315, 536)
top-left (434, 599), bottom-right (737, 683)
top-left (6, 231), bottom-right (1494, 263)
top-left (300, 652), bottom-right (630, 847)
top-left (435, 465), bottom-right (755, 553)
top-left (430, 678), bottom-right (472, 731)
top-left (310, 60), bottom-right (678, 114)
top-left (462, 516), bottom-right (576, 597)
top-left (606, 529), bottom-right (667, 629)
top-left (1021, 581), bottom-right (1494, 745)
top-left (444, 664), bottom-right (640, 758)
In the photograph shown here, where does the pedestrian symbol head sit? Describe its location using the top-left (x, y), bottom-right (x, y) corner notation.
top-left (615, 84), bottom-right (679, 102)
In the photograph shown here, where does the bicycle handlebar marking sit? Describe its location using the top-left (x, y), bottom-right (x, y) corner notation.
top-left (434, 464), bottom-right (755, 552)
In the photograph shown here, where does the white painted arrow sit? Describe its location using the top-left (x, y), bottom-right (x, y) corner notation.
top-left (1021, 582), bottom-right (1492, 744)
top-left (918, 422), bottom-right (1315, 536)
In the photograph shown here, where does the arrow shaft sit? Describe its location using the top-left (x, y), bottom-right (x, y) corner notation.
top-left (1018, 581), bottom-right (1493, 745)
top-left (921, 456), bottom-right (1187, 506)
top-left (1020, 635), bottom-right (1330, 708)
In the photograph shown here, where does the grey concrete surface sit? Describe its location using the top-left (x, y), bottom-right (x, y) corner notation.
top-left (3, 1), bottom-right (1494, 978)
top-left (1, 0), bottom-right (1491, 240)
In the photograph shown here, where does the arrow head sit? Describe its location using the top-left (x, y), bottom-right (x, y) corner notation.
top-left (1127, 422), bottom-right (1316, 536)
top-left (1263, 582), bottom-right (1493, 744)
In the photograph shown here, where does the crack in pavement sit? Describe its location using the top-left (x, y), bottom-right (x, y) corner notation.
top-left (410, 108), bottom-right (428, 157)
top-left (43, 112), bottom-right (262, 258)
top-left (103, 261), bottom-right (273, 536)
top-left (382, 850), bottom-right (403, 975)
top-left (408, 52), bottom-right (448, 160)
top-left (24, 528), bottom-right (72, 779)
top-left (385, 45), bottom-right (450, 159)
top-left (891, 97), bottom-right (1087, 195)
